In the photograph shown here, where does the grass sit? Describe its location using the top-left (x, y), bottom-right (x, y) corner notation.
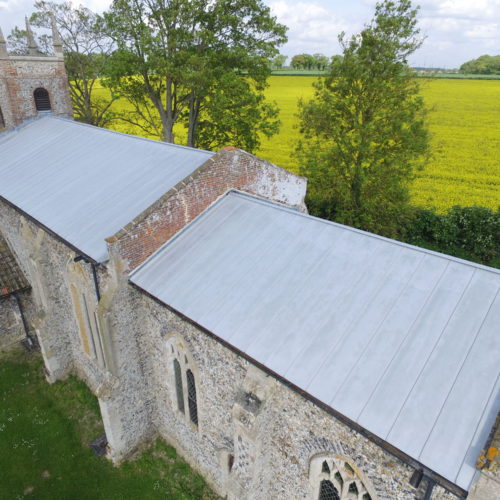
top-left (0, 348), bottom-right (219, 500)
top-left (95, 76), bottom-right (500, 212)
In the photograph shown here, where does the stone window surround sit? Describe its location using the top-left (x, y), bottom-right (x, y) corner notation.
top-left (33, 87), bottom-right (51, 111)
top-left (309, 453), bottom-right (378, 500)
top-left (165, 334), bottom-right (201, 433)
top-left (65, 258), bottom-right (106, 368)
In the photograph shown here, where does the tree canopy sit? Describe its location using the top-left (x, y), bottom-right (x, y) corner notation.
top-left (30, 1), bottom-right (117, 127)
top-left (460, 54), bottom-right (500, 75)
top-left (297, 0), bottom-right (429, 237)
top-left (290, 53), bottom-right (329, 70)
top-left (102, 0), bottom-right (287, 151)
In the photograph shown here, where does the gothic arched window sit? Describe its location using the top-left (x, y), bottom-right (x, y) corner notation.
top-left (167, 336), bottom-right (200, 430)
top-left (186, 369), bottom-right (198, 426)
top-left (34, 88), bottom-right (51, 111)
top-left (319, 480), bottom-right (340, 500)
top-left (173, 359), bottom-right (185, 413)
top-left (310, 455), bottom-right (376, 500)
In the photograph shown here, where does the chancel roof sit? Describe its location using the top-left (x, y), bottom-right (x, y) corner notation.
top-left (0, 233), bottom-right (29, 297)
top-left (0, 116), bottom-right (214, 262)
top-left (130, 191), bottom-right (500, 492)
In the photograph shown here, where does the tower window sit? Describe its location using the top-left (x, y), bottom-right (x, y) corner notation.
top-left (34, 88), bottom-right (51, 111)
top-left (0, 106), bottom-right (5, 128)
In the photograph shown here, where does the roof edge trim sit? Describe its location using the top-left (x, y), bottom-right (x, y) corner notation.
top-left (106, 153), bottom-right (217, 244)
top-left (131, 190), bottom-right (500, 278)
top-left (44, 115), bottom-right (215, 154)
top-left (0, 196), bottom-right (100, 265)
top-left (128, 189), bottom-right (237, 277)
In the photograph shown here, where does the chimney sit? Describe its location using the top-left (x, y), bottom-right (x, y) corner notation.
top-left (25, 16), bottom-right (40, 55)
top-left (0, 26), bottom-right (8, 58)
top-left (50, 13), bottom-right (63, 58)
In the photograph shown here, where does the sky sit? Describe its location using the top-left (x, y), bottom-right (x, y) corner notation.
top-left (1, 0), bottom-right (499, 68)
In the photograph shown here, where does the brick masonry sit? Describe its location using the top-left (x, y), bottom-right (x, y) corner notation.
top-left (0, 53), bottom-right (72, 129)
top-left (107, 147), bottom-right (307, 272)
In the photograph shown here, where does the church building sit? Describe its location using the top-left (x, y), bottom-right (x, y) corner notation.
top-left (0, 21), bottom-right (499, 500)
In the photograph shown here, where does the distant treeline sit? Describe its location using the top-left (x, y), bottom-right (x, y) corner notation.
top-left (460, 55), bottom-right (500, 75)
top-left (271, 53), bottom-right (335, 71)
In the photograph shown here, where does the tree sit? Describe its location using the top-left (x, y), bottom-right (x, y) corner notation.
top-left (30, 1), bottom-right (117, 127)
top-left (291, 54), bottom-right (306, 69)
top-left (312, 53), bottom-right (329, 70)
top-left (272, 54), bottom-right (288, 69)
top-left (102, 0), bottom-right (286, 151)
top-left (460, 54), bottom-right (500, 75)
top-left (7, 26), bottom-right (52, 55)
top-left (297, 0), bottom-right (429, 237)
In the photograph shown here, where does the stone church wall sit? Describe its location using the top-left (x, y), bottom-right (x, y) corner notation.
top-left (10, 57), bottom-right (72, 120)
top-left (128, 287), bottom-right (459, 500)
top-left (0, 55), bottom-right (72, 128)
top-left (0, 295), bottom-right (24, 348)
top-left (0, 198), bottom-right (154, 460)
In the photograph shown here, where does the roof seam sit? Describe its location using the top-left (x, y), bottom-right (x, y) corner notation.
top-left (356, 259), bottom-right (452, 422)
top-left (328, 253), bottom-right (427, 407)
top-left (453, 372), bottom-right (500, 483)
top-left (281, 240), bottom-right (371, 379)
top-left (417, 283), bottom-right (500, 461)
top-left (303, 245), bottom-right (403, 392)
top-left (238, 224), bottom-right (337, 357)
top-left (385, 268), bottom-right (478, 441)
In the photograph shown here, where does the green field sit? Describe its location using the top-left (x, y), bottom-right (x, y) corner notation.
top-left (100, 77), bottom-right (500, 212)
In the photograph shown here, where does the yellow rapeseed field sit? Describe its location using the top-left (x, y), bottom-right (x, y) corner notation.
top-left (258, 76), bottom-right (500, 211)
top-left (100, 77), bottom-right (500, 211)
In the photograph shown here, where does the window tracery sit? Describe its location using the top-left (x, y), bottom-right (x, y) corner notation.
top-left (166, 336), bottom-right (199, 430)
top-left (310, 455), bottom-right (376, 500)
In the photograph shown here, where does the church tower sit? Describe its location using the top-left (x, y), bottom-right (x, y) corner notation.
top-left (0, 17), bottom-right (72, 130)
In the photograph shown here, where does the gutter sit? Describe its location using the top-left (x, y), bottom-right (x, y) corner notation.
top-left (74, 256), bottom-right (101, 302)
top-left (424, 478), bottom-right (436, 500)
top-left (13, 290), bottom-right (36, 349)
top-left (129, 280), bottom-right (468, 499)
top-left (0, 196), bottom-right (100, 267)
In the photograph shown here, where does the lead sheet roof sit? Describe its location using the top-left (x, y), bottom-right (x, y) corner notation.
top-left (0, 116), bottom-right (214, 262)
top-left (130, 191), bottom-right (500, 491)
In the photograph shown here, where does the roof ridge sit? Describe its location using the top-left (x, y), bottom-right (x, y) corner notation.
top-left (45, 115), bottom-right (214, 155)
top-left (226, 191), bottom-right (500, 276)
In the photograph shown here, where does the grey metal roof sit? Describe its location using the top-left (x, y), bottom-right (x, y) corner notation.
top-left (130, 191), bottom-right (500, 492)
top-left (0, 116), bottom-right (214, 262)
